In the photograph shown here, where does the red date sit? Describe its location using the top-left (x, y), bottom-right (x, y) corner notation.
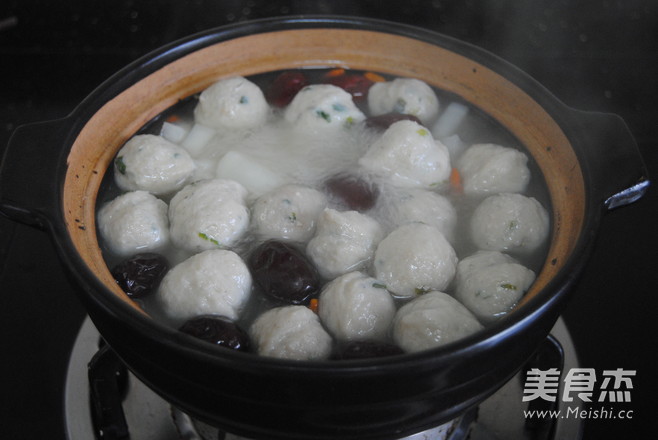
top-left (325, 73), bottom-right (374, 102)
top-left (111, 253), bottom-right (169, 298)
top-left (249, 240), bottom-right (320, 305)
top-left (265, 71), bottom-right (309, 107)
top-left (324, 173), bottom-right (379, 212)
top-left (179, 315), bottom-right (250, 352)
top-left (365, 112), bottom-right (423, 131)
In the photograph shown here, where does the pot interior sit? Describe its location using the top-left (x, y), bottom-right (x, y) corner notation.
top-left (63, 27), bottom-right (585, 317)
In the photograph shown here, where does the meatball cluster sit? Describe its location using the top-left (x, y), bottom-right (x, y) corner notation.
top-left (98, 70), bottom-right (551, 360)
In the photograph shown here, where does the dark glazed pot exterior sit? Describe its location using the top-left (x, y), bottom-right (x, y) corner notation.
top-left (0, 16), bottom-right (649, 440)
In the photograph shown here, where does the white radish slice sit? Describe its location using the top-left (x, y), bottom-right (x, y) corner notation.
top-left (159, 121), bottom-right (190, 144)
top-left (192, 158), bottom-right (218, 181)
top-left (432, 101), bottom-right (469, 139)
top-left (216, 150), bottom-right (289, 197)
top-left (181, 123), bottom-right (216, 157)
top-left (441, 134), bottom-right (468, 161)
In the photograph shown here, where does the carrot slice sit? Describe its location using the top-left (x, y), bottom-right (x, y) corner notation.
top-left (324, 68), bottom-right (345, 78)
top-left (364, 71), bottom-right (386, 82)
top-left (450, 167), bottom-right (463, 193)
top-left (308, 298), bottom-right (319, 314)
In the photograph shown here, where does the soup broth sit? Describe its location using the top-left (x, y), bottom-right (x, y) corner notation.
top-left (96, 68), bottom-right (551, 359)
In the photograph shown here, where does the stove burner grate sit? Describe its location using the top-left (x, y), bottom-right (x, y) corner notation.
top-left (170, 406), bottom-right (473, 440)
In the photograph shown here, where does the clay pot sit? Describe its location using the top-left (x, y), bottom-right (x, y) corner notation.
top-left (0, 17), bottom-right (648, 440)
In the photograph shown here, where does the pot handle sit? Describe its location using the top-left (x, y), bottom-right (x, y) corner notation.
top-left (0, 118), bottom-right (68, 230)
top-left (523, 334), bottom-right (563, 433)
top-left (568, 109), bottom-right (650, 210)
top-left (88, 343), bottom-right (130, 440)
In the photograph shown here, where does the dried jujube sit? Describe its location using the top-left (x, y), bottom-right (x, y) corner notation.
top-left (249, 240), bottom-right (320, 305)
top-left (111, 253), bottom-right (169, 298)
top-left (325, 72), bottom-right (374, 102)
top-left (324, 173), bottom-right (379, 211)
top-left (265, 71), bottom-right (309, 107)
top-left (179, 315), bottom-right (250, 352)
top-left (364, 112), bottom-right (423, 130)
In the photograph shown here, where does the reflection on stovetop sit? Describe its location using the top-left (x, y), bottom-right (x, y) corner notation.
top-left (65, 318), bottom-right (581, 440)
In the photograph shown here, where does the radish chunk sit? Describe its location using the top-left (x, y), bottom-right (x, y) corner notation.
top-left (160, 120), bottom-right (190, 144)
top-left (181, 123), bottom-right (216, 157)
top-left (215, 150), bottom-right (289, 198)
top-left (432, 101), bottom-right (469, 139)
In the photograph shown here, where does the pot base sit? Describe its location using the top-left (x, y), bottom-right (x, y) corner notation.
top-left (65, 317), bottom-right (582, 440)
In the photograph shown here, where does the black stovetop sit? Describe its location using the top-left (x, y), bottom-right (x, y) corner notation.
top-left (1, 1), bottom-right (657, 439)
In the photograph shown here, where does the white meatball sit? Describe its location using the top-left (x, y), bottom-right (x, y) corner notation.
top-left (456, 143), bottom-right (531, 195)
top-left (382, 188), bottom-right (457, 242)
top-left (158, 249), bottom-right (252, 321)
top-left (393, 291), bottom-right (483, 352)
top-left (319, 272), bottom-right (395, 342)
top-left (97, 190), bottom-right (169, 257)
top-left (251, 184), bottom-right (327, 243)
top-left (374, 223), bottom-right (458, 298)
top-left (306, 209), bottom-right (384, 279)
top-left (114, 134), bottom-right (196, 196)
top-left (454, 248), bottom-right (513, 277)
top-left (367, 78), bottom-right (440, 125)
top-left (470, 193), bottom-right (550, 253)
top-left (168, 179), bottom-right (249, 253)
top-left (249, 306), bottom-right (333, 360)
top-left (358, 120), bottom-right (451, 189)
top-left (454, 250), bottom-right (535, 323)
top-left (194, 76), bottom-right (269, 130)
top-left (284, 84), bottom-right (365, 131)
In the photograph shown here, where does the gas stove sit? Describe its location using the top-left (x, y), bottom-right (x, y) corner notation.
top-left (1, 1), bottom-right (656, 439)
